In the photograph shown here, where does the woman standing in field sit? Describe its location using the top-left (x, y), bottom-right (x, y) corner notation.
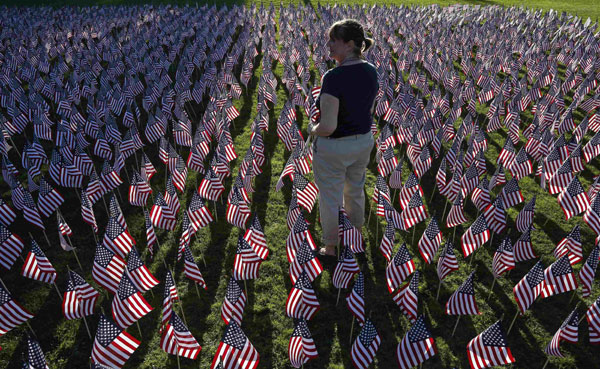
top-left (308, 19), bottom-right (378, 257)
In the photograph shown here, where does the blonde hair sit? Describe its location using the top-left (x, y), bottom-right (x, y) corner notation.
top-left (328, 19), bottom-right (374, 57)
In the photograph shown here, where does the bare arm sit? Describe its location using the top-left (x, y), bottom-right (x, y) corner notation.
top-left (309, 93), bottom-right (339, 137)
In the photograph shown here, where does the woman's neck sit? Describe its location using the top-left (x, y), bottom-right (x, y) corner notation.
top-left (337, 55), bottom-right (362, 66)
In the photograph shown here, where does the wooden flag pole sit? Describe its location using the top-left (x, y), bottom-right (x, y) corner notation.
top-left (507, 310), bottom-right (519, 335)
top-left (468, 249), bottom-right (477, 268)
top-left (336, 286), bottom-right (342, 306)
top-left (487, 277), bottom-right (497, 301)
top-left (542, 357), bottom-right (550, 369)
top-left (136, 321), bottom-right (143, 338)
top-left (176, 354), bottom-right (181, 369)
top-left (82, 315), bottom-right (92, 340)
top-left (349, 316), bottom-right (355, 344)
top-left (366, 204), bottom-right (372, 227)
top-left (411, 226), bottom-right (416, 245)
top-left (194, 282), bottom-right (201, 298)
top-left (429, 185), bottom-right (436, 203)
top-left (442, 199), bottom-right (449, 221)
top-left (41, 229), bottom-right (52, 250)
top-left (72, 249), bottom-right (84, 271)
top-left (451, 315), bottom-right (461, 336)
top-left (436, 280), bottom-right (442, 300)
top-left (53, 283), bottom-right (63, 301)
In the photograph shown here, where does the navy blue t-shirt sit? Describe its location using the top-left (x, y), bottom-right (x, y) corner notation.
top-left (316, 61), bottom-right (378, 138)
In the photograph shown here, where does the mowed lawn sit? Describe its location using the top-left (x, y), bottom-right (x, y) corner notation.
top-left (0, 1), bottom-right (599, 369)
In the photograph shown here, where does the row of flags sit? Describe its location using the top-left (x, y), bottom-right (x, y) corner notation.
top-left (0, 1), bottom-right (599, 368)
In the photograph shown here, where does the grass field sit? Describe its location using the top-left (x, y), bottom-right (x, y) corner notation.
top-left (0, 1), bottom-right (599, 369)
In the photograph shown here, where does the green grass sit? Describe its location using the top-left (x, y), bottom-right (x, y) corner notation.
top-left (0, 1), bottom-right (599, 369)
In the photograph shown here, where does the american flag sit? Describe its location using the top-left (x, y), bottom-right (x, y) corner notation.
top-left (221, 277), bottom-right (246, 325)
top-left (513, 225), bottom-right (537, 262)
top-left (0, 224), bottom-right (24, 269)
top-left (398, 172), bottom-right (423, 211)
top-left (418, 217), bottom-right (442, 264)
top-left (461, 215), bottom-right (490, 258)
top-left (143, 209), bottom-right (157, 258)
top-left (544, 308), bottom-right (578, 358)
top-left (233, 235), bottom-right (264, 280)
top-left (103, 217), bottom-right (135, 258)
top-left (333, 246), bottom-right (361, 289)
top-left (36, 177), bottom-right (64, 217)
top-left (557, 176), bottom-right (590, 220)
top-left (0, 197), bottom-right (16, 226)
top-left (467, 321), bottom-right (514, 369)
top-left (286, 213), bottom-right (316, 263)
top-left (22, 190), bottom-right (44, 230)
top-left (187, 191), bottom-right (214, 233)
top-left (227, 186), bottom-right (251, 229)
top-left (141, 152), bottom-right (156, 181)
top-left (483, 196), bottom-right (506, 234)
top-left (587, 296), bottom-right (600, 344)
top-left (446, 192), bottom-right (468, 228)
top-left (21, 239), bottom-right (57, 284)
top-left (127, 247), bottom-right (159, 293)
top-left (437, 242), bottom-right (459, 282)
top-left (287, 196), bottom-right (302, 231)
top-left (243, 215), bottom-right (268, 255)
top-left (162, 270), bottom-right (179, 328)
top-left (351, 319), bottom-right (381, 369)
top-left (515, 195), bottom-right (536, 233)
top-left (579, 245), bottom-right (600, 298)
top-left (548, 160), bottom-right (575, 195)
top-left (211, 320), bottom-right (259, 369)
top-left (554, 225), bottom-right (583, 265)
top-left (150, 192), bottom-right (177, 231)
top-left (541, 255), bottom-right (578, 298)
top-left (111, 272), bottom-right (153, 329)
top-left (399, 191), bottom-right (427, 231)
top-left (183, 247), bottom-right (207, 289)
top-left (62, 270), bottom-right (98, 320)
top-left (396, 315), bottom-right (437, 369)
top-left (389, 160), bottom-right (403, 189)
top-left (346, 271), bottom-right (365, 326)
top-left (0, 285), bottom-right (33, 337)
top-left (93, 242), bottom-right (126, 295)
top-left (198, 167), bottom-right (225, 201)
top-left (435, 158), bottom-right (447, 194)
top-left (386, 243), bottom-right (415, 293)
top-left (128, 171), bottom-right (152, 207)
top-left (513, 260), bottom-right (545, 314)
top-left (25, 337), bottom-right (49, 369)
top-left (460, 165), bottom-right (479, 198)
top-left (471, 177), bottom-right (491, 212)
top-left (446, 271), bottom-right (480, 316)
top-left (379, 195), bottom-right (403, 230)
top-left (492, 237), bottom-right (515, 278)
top-left (100, 161), bottom-right (123, 193)
top-left (377, 145), bottom-right (398, 177)
top-left (81, 189), bottom-right (98, 233)
top-left (288, 318), bottom-right (318, 368)
top-left (289, 239), bottom-right (322, 284)
top-left (57, 211), bottom-right (73, 237)
top-left (488, 164), bottom-right (506, 190)
top-left (160, 311), bottom-right (202, 359)
top-left (91, 314), bottom-right (140, 369)
top-left (414, 146), bottom-right (432, 179)
top-left (286, 271), bottom-right (320, 321)
top-left (497, 137), bottom-right (516, 169)
top-left (86, 170), bottom-right (105, 205)
top-left (584, 194), bottom-right (600, 236)
top-left (372, 175), bottom-right (392, 218)
top-left (499, 178), bottom-right (524, 208)
top-left (292, 171), bottom-right (318, 212)
top-left (379, 223), bottom-right (395, 262)
top-left (339, 208), bottom-right (364, 253)
top-left (393, 270), bottom-right (420, 323)
top-left (164, 175), bottom-right (181, 216)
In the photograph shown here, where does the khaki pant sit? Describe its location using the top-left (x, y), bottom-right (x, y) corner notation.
top-left (312, 132), bottom-right (374, 245)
